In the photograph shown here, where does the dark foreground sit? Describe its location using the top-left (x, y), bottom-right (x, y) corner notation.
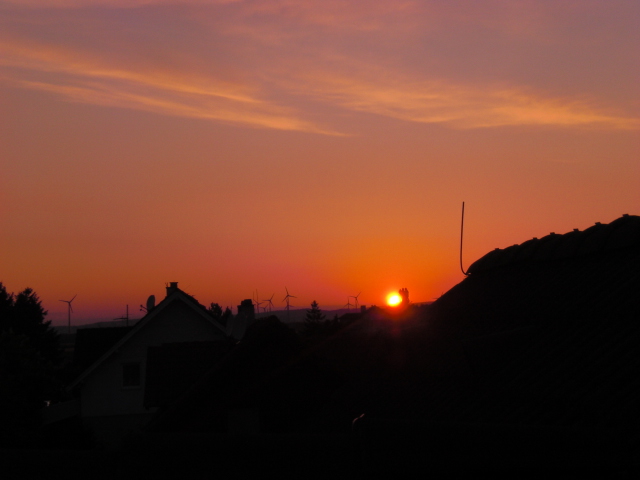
top-left (3, 425), bottom-right (638, 480)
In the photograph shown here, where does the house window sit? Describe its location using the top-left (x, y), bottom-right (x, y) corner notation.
top-left (122, 362), bottom-right (141, 388)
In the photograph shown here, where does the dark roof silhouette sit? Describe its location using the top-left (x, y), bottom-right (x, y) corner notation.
top-left (398, 214), bottom-right (639, 431)
top-left (73, 326), bottom-right (133, 371)
top-left (467, 213), bottom-right (640, 274)
top-left (431, 214), bottom-right (640, 339)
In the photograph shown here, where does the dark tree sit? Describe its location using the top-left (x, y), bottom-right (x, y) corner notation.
top-left (218, 306), bottom-right (233, 327)
top-left (304, 300), bottom-right (326, 335)
top-left (208, 302), bottom-right (223, 321)
top-left (306, 300), bottom-right (326, 322)
top-left (12, 287), bottom-right (60, 365)
top-left (0, 283), bottom-right (61, 446)
top-left (0, 283), bottom-right (14, 332)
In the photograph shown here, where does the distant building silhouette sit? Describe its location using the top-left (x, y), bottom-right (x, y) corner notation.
top-left (398, 288), bottom-right (409, 305)
top-left (237, 298), bottom-right (255, 323)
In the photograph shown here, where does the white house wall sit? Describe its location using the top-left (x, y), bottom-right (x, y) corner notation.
top-left (80, 299), bottom-right (226, 419)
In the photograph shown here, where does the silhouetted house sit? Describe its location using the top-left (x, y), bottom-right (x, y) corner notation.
top-left (356, 214), bottom-right (640, 474)
top-left (68, 282), bottom-right (233, 445)
top-left (146, 316), bottom-right (342, 435)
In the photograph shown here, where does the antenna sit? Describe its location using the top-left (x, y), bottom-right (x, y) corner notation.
top-left (114, 305), bottom-right (130, 327)
top-left (460, 201), bottom-right (469, 276)
top-left (59, 294), bottom-right (77, 334)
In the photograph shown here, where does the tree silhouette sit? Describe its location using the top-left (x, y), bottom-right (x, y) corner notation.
top-left (0, 283), bottom-right (61, 446)
top-left (304, 300), bottom-right (326, 335)
top-left (220, 306), bottom-right (233, 327)
top-left (0, 284), bottom-right (13, 325)
top-left (208, 302), bottom-right (223, 321)
top-left (0, 284), bottom-right (59, 365)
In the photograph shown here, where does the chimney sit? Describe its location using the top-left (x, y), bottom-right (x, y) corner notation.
top-left (166, 282), bottom-right (179, 297)
top-left (237, 299), bottom-right (255, 323)
top-left (399, 288), bottom-right (409, 305)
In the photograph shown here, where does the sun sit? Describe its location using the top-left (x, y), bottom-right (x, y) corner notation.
top-left (386, 293), bottom-right (402, 307)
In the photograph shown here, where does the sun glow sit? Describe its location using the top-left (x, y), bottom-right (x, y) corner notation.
top-left (386, 293), bottom-right (402, 307)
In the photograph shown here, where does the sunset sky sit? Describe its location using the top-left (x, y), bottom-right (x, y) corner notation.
top-left (1, 1), bottom-right (638, 326)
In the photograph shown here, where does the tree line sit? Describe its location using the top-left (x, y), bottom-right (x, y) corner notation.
top-left (0, 282), bottom-right (61, 446)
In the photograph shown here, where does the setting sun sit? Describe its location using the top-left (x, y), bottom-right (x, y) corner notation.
top-left (387, 293), bottom-right (402, 307)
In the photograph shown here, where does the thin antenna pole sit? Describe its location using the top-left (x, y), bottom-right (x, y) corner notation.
top-left (460, 202), bottom-right (469, 276)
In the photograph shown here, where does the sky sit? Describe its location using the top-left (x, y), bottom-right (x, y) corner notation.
top-left (1, 0), bottom-right (638, 326)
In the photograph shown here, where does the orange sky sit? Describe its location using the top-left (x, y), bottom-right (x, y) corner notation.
top-left (1, 1), bottom-right (638, 325)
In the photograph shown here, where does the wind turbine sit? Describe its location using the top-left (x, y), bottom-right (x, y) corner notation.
top-left (282, 287), bottom-right (296, 320)
top-left (350, 292), bottom-right (361, 309)
top-left (344, 297), bottom-right (353, 311)
top-left (253, 290), bottom-right (264, 313)
top-left (59, 294), bottom-right (77, 334)
top-left (263, 293), bottom-right (275, 312)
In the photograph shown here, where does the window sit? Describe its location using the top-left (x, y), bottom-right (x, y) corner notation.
top-left (122, 362), bottom-right (141, 388)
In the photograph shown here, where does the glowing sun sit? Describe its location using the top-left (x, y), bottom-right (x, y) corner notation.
top-left (386, 293), bottom-right (402, 306)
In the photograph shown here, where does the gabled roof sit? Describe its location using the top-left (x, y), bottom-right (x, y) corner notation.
top-left (69, 287), bottom-right (226, 390)
top-left (73, 326), bottom-right (134, 371)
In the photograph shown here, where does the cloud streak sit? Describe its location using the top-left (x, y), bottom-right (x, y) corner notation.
top-left (0, 39), bottom-right (338, 134)
top-left (279, 65), bottom-right (640, 130)
top-left (1, 1), bottom-right (637, 133)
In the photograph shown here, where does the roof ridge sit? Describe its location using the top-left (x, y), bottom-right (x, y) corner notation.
top-left (467, 214), bottom-right (640, 274)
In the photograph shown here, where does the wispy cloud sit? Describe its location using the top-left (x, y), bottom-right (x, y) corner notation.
top-left (1, 1), bottom-right (636, 133)
top-left (282, 68), bottom-right (640, 130)
top-left (0, 39), bottom-right (338, 134)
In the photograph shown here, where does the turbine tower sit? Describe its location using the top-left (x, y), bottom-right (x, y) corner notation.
top-left (350, 292), bottom-right (361, 309)
top-left (253, 290), bottom-right (264, 313)
top-left (59, 294), bottom-right (77, 334)
top-left (263, 293), bottom-right (275, 312)
top-left (282, 287), bottom-right (296, 321)
top-left (344, 297), bottom-right (353, 311)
